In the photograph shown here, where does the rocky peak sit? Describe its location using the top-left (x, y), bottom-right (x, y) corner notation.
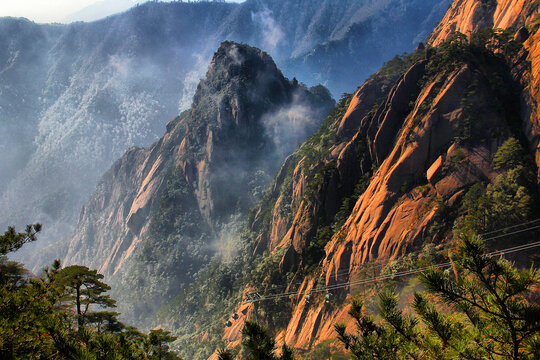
top-left (185, 41), bottom-right (292, 156)
top-left (181, 41), bottom-right (334, 224)
top-left (187, 42), bottom-right (293, 149)
top-left (62, 41), bottom-right (334, 324)
top-left (210, 1), bottom-right (540, 355)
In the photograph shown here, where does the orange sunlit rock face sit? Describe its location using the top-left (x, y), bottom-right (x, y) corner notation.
top-left (224, 1), bottom-right (540, 351)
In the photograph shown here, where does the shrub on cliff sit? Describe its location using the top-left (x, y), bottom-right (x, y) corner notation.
top-left (456, 137), bottom-right (536, 234)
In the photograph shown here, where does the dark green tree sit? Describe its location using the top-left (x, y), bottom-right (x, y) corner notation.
top-left (0, 224), bottom-right (59, 359)
top-left (335, 298), bottom-right (405, 360)
top-left (55, 264), bottom-right (116, 328)
top-left (337, 234), bottom-right (540, 359)
top-left (217, 347), bottom-right (236, 360)
top-left (457, 137), bottom-right (536, 233)
top-left (148, 329), bottom-right (181, 360)
top-left (0, 224), bottom-right (184, 359)
top-left (0, 223), bottom-right (41, 255)
top-left (493, 137), bottom-right (525, 171)
top-left (242, 321), bottom-right (277, 360)
top-left (219, 320), bottom-right (295, 360)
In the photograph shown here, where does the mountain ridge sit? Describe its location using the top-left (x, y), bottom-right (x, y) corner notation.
top-left (141, 1), bottom-right (539, 358)
top-left (6, 0), bottom-right (538, 359)
top-left (1, 0), bottom-right (451, 270)
top-left (62, 41), bottom-right (335, 324)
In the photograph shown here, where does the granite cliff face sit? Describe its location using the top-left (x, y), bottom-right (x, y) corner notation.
top-left (429, 0), bottom-right (540, 174)
top-left (31, 0), bottom-right (539, 358)
top-left (429, 0), bottom-right (538, 45)
top-left (63, 42), bottom-right (334, 323)
top-left (1, 0), bottom-right (451, 268)
top-left (207, 0), bottom-right (540, 354)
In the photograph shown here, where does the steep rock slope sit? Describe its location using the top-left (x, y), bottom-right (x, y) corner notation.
top-left (429, 0), bottom-right (538, 45)
top-left (250, 0), bottom-right (540, 352)
top-left (1, 0), bottom-right (451, 268)
top-left (429, 0), bottom-right (540, 173)
top-left (152, 1), bottom-right (539, 358)
top-left (63, 42), bottom-right (334, 323)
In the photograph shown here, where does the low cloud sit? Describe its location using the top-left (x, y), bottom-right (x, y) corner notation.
top-left (262, 92), bottom-right (321, 159)
top-left (179, 53), bottom-right (211, 112)
top-left (251, 7), bottom-right (284, 51)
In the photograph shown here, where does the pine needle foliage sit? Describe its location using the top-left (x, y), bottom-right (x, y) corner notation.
top-left (336, 234), bottom-right (540, 360)
top-left (0, 225), bottom-right (183, 359)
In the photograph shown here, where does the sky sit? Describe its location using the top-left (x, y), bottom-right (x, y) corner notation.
top-left (0, 0), bottom-right (244, 24)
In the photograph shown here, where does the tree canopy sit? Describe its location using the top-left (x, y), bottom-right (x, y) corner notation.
top-left (0, 225), bottom-right (183, 360)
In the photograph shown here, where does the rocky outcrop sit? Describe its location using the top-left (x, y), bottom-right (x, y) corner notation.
top-left (370, 60), bottom-right (427, 164)
top-left (64, 42), bottom-right (334, 323)
top-left (429, 0), bottom-right (540, 178)
top-left (429, 0), bottom-right (537, 46)
top-left (523, 22), bottom-right (540, 177)
top-left (219, 1), bottom-right (540, 353)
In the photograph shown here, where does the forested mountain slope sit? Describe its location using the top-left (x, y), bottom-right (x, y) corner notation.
top-left (63, 41), bottom-right (335, 326)
top-left (1, 0), bottom-right (450, 268)
top-left (144, 1), bottom-right (540, 358)
top-left (6, 0), bottom-right (538, 359)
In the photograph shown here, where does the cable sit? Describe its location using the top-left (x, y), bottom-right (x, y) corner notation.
top-left (480, 224), bottom-right (540, 241)
top-left (323, 221), bottom-right (540, 279)
top-left (247, 220), bottom-right (540, 295)
top-left (479, 218), bottom-right (540, 237)
top-left (218, 222), bottom-right (540, 331)
top-left (216, 238), bottom-right (540, 343)
top-left (286, 220), bottom-right (540, 287)
top-left (246, 239), bottom-right (540, 303)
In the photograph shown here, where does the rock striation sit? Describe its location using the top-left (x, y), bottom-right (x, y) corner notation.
top-left (217, 0), bottom-right (540, 353)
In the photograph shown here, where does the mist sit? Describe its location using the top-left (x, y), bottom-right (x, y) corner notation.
top-left (262, 91), bottom-right (324, 160)
top-left (0, 0), bottom-right (451, 273)
top-left (251, 6), bottom-right (284, 52)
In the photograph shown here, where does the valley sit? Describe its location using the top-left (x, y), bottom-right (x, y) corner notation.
top-left (0, 0), bottom-right (539, 359)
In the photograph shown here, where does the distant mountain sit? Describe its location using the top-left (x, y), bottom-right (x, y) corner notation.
top-left (0, 0), bottom-right (451, 269)
top-left (1, 3), bottom-right (237, 266)
top-left (63, 0), bottom-right (138, 23)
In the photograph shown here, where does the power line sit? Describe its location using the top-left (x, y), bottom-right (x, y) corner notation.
top-left (234, 240), bottom-right (540, 326)
top-left (214, 220), bottom-right (540, 328)
top-left (245, 239), bottom-right (540, 303)
top-left (216, 221), bottom-right (540, 331)
top-left (247, 220), bottom-right (540, 296)
top-left (325, 221), bottom-right (540, 280)
top-left (479, 218), bottom-right (540, 237)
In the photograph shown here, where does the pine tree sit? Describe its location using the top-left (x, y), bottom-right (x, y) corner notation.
top-left (0, 224), bottom-right (185, 359)
top-left (0, 223), bottom-right (41, 255)
top-left (55, 264), bottom-right (116, 328)
top-left (148, 329), bottom-right (180, 360)
top-left (337, 234), bottom-right (540, 359)
top-left (220, 320), bottom-right (295, 360)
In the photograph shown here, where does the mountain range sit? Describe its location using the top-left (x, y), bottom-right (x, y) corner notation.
top-left (0, 0), bottom-right (451, 269)
top-left (2, 0), bottom-right (539, 359)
